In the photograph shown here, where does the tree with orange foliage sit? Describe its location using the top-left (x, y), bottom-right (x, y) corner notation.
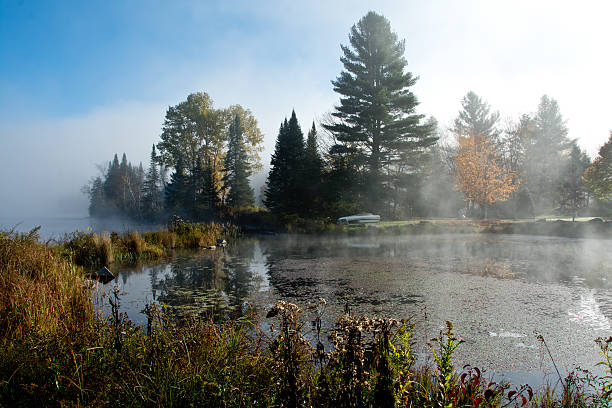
top-left (454, 133), bottom-right (520, 219)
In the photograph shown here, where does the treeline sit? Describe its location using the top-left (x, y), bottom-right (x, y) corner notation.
top-left (425, 92), bottom-right (596, 220)
top-left (84, 93), bottom-right (261, 222)
top-left (85, 11), bottom-right (612, 223)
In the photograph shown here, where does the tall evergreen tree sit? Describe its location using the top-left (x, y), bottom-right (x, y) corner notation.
top-left (265, 111), bottom-right (305, 215)
top-left (197, 157), bottom-right (217, 212)
top-left (224, 114), bottom-right (255, 207)
top-left (85, 153), bottom-right (144, 218)
top-left (453, 92), bottom-right (500, 141)
top-left (523, 95), bottom-right (571, 211)
top-left (302, 122), bottom-right (323, 215)
top-left (86, 176), bottom-right (106, 216)
top-left (142, 145), bottom-right (163, 220)
top-left (165, 157), bottom-right (188, 214)
top-left (119, 153), bottom-right (130, 212)
top-left (103, 154), bottom-right (121, 210)
top-left (324, 11), bottom-right (437, 214)
top-left (558, 142), bottom-right (590, 220)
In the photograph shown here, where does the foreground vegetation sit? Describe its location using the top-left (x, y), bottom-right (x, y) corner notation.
top-left (2, 228), bottom-right (612, 407)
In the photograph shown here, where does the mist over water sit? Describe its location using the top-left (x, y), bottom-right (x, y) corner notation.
top-left (0, 215), bottom-right (162, 240)
top-left (97, 232), bottom-right (612, 387)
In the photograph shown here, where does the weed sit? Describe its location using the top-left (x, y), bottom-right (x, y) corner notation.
top-left (428, 320), bottom-right (464, 406)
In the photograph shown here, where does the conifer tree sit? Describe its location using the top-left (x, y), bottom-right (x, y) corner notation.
top-left (265, 111), bottom-right (305, 215)
top-left (224, 114), bottom-right (255, 207)
top-left (324, 11), bottom-right (436, 214)
top-left (188, 154), bottom-right (218, 216)
top-left (559, 142), bottom-right (590, 220)
top-left (86, 176), bottom-right (106, 216)
top-left (104, 154), bottom-right (121, 209)
top-left (197, 157), bottom-right (217, 212)
top-left (453, 92), bottom-right (500, 141)
top-left (165, 157), bottom-right (188, 214)
top-left (142, 145), bottom-right (163, 220)
top-left (523, 95), bottom-right (571, 211)
top-left (302, 122), bottom-right (323, 215)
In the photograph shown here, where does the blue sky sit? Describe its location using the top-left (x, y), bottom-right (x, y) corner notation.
top-left (1, 0), bottom-right (611, 218)
top-left (0, 2), bottom-right (317, 117)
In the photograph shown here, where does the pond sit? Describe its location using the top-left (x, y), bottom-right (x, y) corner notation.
top-left (99, 232), bottom-right (612, 387)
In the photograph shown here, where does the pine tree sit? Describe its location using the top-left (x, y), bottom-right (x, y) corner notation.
top-left (558, 142), bottom-right (590, 220)
top-left (224, 114), bottom-right (254, 207)
top-left (301, 122), bottom-right (323, 215)
top-left (197, 157), bottom-right (217, 212)
top-left (165, 157), bottom-right (188, 214)
top-left (324, 11), bottom-right (436, 214)
top-left (103, 154), bottom-right (121, 210)
top-left (188, 154), bottom-right (218, 217)
top-left (118, 153), bottom-right (130, 213)
top-left (142, 145), bottom-right (163, 220)
top-left (86, 176), bottom-right (106, 216)
top-left (265, 111), bottom-right (305, 215)
top-left (453, 92), bottom-right (500, 141)
top-left (523, 95), bottom-right (571, 211)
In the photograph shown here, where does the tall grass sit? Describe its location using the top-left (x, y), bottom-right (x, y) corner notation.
top-left (62, 218), bottom-right (240, 268)
top-left (0, 228), bottom-right (93, 338)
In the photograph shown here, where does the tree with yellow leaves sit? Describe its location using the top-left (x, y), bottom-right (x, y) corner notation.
top-left (454, 133), bottom-right (519, 219)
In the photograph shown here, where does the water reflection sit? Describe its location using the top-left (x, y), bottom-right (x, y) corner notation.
top-left (107, 232), bottom-right (612, 385)
top-left (139, 240), bottom-right (258, 318)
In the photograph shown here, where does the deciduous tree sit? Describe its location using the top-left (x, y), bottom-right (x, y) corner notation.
top-left (454, 133), bottom-right (519, 219)
top-left (584, 131), bottom-right (612, 201)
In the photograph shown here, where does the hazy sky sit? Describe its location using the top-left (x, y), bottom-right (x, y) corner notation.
top-left (1, 0), bottom-right (611, 218)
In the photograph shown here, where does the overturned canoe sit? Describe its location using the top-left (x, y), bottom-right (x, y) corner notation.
top-left (337, 214), bottom-right (381, 224)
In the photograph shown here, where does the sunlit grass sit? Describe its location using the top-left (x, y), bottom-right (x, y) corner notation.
top-left (61, 219), bottom-right (240, 268)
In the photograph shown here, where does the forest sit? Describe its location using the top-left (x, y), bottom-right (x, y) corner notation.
top-left (83, 12), bottom-right (612, 224)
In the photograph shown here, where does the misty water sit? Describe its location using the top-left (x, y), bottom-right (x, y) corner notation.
top-left (93, 232), bottom-right (612, 388)
top-left (0, 216), bottom-right (162, 240)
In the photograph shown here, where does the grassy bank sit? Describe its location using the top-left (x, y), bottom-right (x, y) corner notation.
top-left (1, 229), bottom-right (612, 407)
top-left (332, 218), bottom-right (612, 240)
top-left (61, 217), bottom-right (240, 268)
top-left (226, 207), bottom-right (612, 239)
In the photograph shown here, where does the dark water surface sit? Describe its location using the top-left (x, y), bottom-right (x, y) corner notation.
top-left (99, 232), bottom-right (612, 387)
